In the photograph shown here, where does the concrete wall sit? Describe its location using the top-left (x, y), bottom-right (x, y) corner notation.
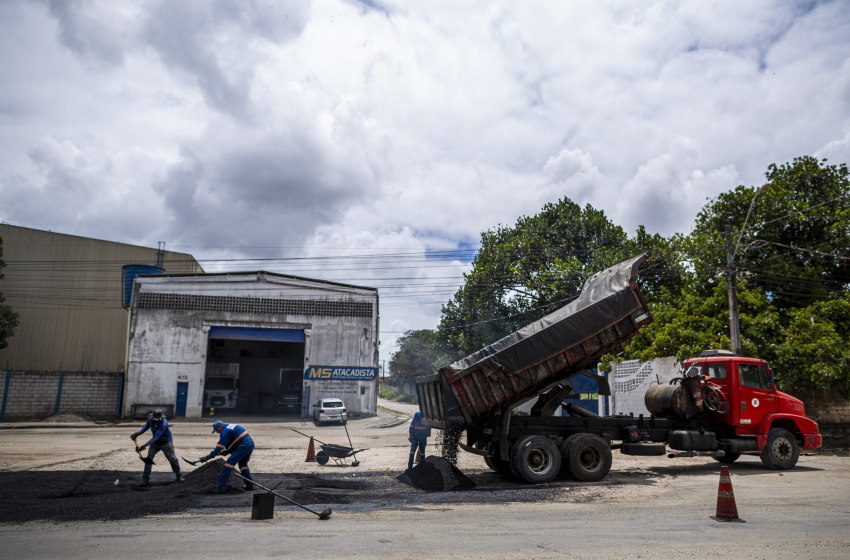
top-left (0, 371), bottom-right (121, 421)
top-left (126, 273), bottom-right (379, 419)
top-left (610, 357), bottom-right (681, 416)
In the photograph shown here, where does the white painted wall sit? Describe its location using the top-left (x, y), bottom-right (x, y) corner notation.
top-left (610, 357), bottom-right (681, 416)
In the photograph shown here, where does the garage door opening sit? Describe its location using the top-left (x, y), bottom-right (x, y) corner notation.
top-left (204, 327), bottom-right (305, 417)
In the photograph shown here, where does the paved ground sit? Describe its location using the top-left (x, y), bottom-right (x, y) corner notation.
top-left (1, 403), bottom-right (848, 559)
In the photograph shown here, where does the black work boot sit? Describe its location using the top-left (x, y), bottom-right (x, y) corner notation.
top-left (175, 474), bottom-right (185, 483)
top-left (140, 480), bottom-right (150, 487)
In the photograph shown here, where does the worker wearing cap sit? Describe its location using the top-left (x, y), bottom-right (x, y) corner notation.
top-left (199, 421), bottom-right (255, 492)
top-left (131, 409), bottom-right (183, 486)
top-left (408, 410), bottom-right (431, 469)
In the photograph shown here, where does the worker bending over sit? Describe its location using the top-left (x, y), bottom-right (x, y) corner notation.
top-left (199, 421), bottom-right (255, 493)
top-left (131, 408), bottom-right (183, 485)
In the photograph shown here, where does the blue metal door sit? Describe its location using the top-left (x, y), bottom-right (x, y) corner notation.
top-left (563, 371), bottom-right (601, 416)
top-left (176, 382), bottom-right (188, 417)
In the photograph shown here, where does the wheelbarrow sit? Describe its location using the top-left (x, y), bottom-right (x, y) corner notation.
top-left (291, 424), bottom-right (367, 466)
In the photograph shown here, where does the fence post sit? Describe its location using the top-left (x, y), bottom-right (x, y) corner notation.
top-left (1, 371), bottom-right (10, 422)
top-left (55, 371), bottom-right (65, 414)
top-left (115, 375), bottom-right (124, 419)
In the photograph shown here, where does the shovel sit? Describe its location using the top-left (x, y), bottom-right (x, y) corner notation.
top-left (231, 471), bottom-right (332, 520)
top-left (342, 420), bottom-right (360, 467)
top-left (182, 456), bottom-right (201, 466)
top-left (134, 441), bottom-right (155, 465)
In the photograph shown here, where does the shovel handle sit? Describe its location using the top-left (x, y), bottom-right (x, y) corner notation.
top-left (231, 471), bottom-right (331, 520)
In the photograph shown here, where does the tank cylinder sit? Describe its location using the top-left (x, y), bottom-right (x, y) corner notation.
top-left (645, 384), bottom-right (699, 419)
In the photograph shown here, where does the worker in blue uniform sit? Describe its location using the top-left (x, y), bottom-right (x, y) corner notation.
top-left (408, 410), bottom-right (431, 469)
top-left (199, 421), bottom-right (255, 492)
top-left (131, 408), bottom-right (183, 485)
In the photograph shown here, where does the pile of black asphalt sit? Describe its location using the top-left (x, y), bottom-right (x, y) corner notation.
top-left (0, 459), bottom-right (365, 523)
top-left (397, 456), bottom-right (476, 492)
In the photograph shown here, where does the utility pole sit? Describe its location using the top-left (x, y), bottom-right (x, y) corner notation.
top-left (725, 225), bottom-right (742, 356)
top-left (725, 183), bottom-right (770, 357)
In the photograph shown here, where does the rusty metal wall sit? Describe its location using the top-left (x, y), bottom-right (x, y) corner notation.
top-left (0, 224), bottom-right (202, 372)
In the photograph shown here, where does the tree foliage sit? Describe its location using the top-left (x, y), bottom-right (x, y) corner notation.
top-left (0, 234), bottom-right (21, 350)
top-left (691, 156), bottom-right (849, 312)
top-left (436, 198), bottom-right (686, 356)
top-left (606, 278), bottom-right (779, 367)
top-left (388, 329), bottom-right (454, 383)
top-left (773, 294), bottom-right (850, 398)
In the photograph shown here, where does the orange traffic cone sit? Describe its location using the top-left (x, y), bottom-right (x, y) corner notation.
top-left (305, 436), bottom-right (316, 462)
top-left (415, 449), bottom-right (422, 463)
top-left (711, 466), bottom-right (745, 522)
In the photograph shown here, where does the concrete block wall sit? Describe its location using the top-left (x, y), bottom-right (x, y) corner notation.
top-left (0, 371), bottom-right (121, 421)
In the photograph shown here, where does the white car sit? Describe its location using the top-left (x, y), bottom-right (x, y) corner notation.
top-left (313, 399), bottom-right (347, 424)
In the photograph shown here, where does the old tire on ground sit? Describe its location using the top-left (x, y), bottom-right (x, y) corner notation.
top-left (315, 451), bottom-right (330, 465)
top-left (564, 433), bottom-right (613, 482)
top-left (760, 428), bottom-right (799, 470)
top-left (511, 435), bottom-right (561, 484)
top-left (484, 453), bottom-right (514, 476)
top-left (713, 451), bottom-right (741, 464)
top-left (620, 441), bottom-right (666, 456)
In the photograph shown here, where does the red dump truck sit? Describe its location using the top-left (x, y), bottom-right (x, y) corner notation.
top-left (415, 254), bottom-right (822, 484)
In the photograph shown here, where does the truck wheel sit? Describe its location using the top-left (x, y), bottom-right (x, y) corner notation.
top-left (713, 451), bottom-right (741, 464)
top-left (760, 428), bottom-right (799, 470)
top-left (564, 433), bottom-right (612, 482)
top-left (510, 435), bottom-right (561, 484)
top-left (484, 454), bottom-right (513, 476)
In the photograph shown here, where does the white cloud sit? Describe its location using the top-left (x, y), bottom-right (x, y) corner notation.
top-left (1, 0), bottom-right (849, 360)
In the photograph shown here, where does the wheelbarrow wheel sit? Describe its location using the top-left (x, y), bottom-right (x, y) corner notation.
top-left (316, 451), bottom-right (330, 465)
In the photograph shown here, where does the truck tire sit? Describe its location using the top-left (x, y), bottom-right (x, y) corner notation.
top-left (713, 451), bottom-right (741, 464)
top-left (564, 433), bottom-right (612, 482)
top-left (621, 442), bottom-right (666, 456)
top-left (484, 454), bottom-right (513, 476)
top-left (760, 428), bottom-right (799, 470)
top-left (510, 435), bottom-right (561, 484)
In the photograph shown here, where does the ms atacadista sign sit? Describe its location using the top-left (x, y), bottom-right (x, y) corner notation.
top-left (303, 366), bottom-right (379, 381)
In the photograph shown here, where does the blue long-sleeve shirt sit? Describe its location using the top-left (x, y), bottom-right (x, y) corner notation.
top-left (409, 411), bottom-right (431, 440)
top-left (210, 423), bottom-right (253, 457)
top-left (136, 418), bottom-right (173, 447)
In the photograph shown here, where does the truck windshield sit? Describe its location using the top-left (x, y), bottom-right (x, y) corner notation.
top-left (683, 364), bottom-right (727, 379)
top-left (206, 377), bottom-right (235, 390)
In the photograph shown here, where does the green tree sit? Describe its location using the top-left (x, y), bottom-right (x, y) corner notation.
top-left (605, 278), bottom-right (779, 369)
top-left (388, 329), bottom-right (455, 383)
top-left (692, 156), bottom-right (849, 313)
top-left (773, 294), bottom-right (850, 398)
top-left (0, 234), bottom-right (21, 350)
top-left (437, 197), bottom-right (686, 356)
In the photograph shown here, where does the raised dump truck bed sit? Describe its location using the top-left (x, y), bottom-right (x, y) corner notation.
top-left (416, 253), bottom-right (651, 431)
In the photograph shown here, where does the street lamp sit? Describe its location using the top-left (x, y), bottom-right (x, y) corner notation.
top-left (726, 183), bottom-right (771, 356)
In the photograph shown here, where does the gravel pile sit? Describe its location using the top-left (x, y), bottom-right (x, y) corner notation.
top-left (397, 456), bottom-right (476, 492)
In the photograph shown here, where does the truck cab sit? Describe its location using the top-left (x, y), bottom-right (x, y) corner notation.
top-left (680, 349), bottom-right (821, 466)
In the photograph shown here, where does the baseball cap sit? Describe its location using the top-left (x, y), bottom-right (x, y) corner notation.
top-left (212, 421), bottom-right (224, 433)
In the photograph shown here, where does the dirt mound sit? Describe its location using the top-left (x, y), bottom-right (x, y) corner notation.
top-left (397, 455), bottom-right (476, 492)
top-left (183, 458), bottom-right (246, 492)
top-left (41, 413), bottom-right (93, 423)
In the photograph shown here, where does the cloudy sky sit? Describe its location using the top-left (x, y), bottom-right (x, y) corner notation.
top-left (1, 0), bottom-right (849, 361)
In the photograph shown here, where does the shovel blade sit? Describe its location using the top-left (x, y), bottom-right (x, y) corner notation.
top-left (318, 508), bottom-right (332, 520)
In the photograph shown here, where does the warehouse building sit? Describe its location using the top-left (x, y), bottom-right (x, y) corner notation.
top-left (125, 272), bottom-right (379, 419)
top-left (0, 224), bottom-right (202, 421)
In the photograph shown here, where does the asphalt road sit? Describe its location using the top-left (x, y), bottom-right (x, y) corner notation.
top-left (1, 406), bottom-right (848, 559)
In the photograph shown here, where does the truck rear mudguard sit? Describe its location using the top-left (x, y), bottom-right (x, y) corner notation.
top-left (416, 253), bottom-right (652, 431)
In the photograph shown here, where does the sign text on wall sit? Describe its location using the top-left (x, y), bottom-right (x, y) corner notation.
top-left (304, 366), bottom-right (378, 381)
